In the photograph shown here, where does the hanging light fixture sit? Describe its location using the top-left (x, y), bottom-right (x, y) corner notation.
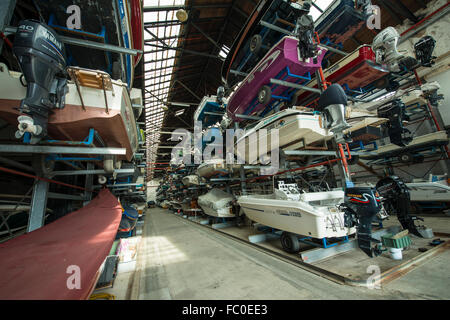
top-left (176, 8), bottom-right (188, 22)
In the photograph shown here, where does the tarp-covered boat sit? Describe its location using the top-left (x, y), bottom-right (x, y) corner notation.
top-left (0, 189), bottom-right (122, 300)
top-left (198, 189), bottom-right (235, 218)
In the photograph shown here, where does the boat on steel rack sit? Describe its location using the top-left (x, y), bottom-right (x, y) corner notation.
top-left (358, 131), bottom-right (449, 164)
top-left (198, 188), bottom-right (236, 218)
top-left (197, 159), bottom-right (236, 178)
top-left (32, 0), bottom-right (143, 88)
top-left (221, 0), bottom-right (373, 89)
top-left (238, 180), bottom-right (429, 258)
top-left (193, 91), bottom-right (227, 128)
top-left (226, 35), bottom-right (327, 122)
top-left (232, 82), bottom-right (389, 164)
top-left (238, 181), bottom-right (359, 253)
top-left (0, 20), bottom-right (138, 170)
top-left (295, 45), bottom-right (389, 105)
top-left (407, 177), bottom-right (450, 204)
top-left (235, 108), bottom-right (333, 164)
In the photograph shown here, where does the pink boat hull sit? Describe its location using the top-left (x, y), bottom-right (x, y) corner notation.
top-left (227, 36), bottom-right (327, 122)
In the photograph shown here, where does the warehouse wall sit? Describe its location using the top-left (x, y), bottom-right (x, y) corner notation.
top-left (395, 0), bottom-right (450, 126)
top-left (346, 0), bottom-right (450, 185)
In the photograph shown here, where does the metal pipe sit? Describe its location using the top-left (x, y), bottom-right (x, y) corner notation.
top-left (4, 27), bottom-right (141, 56)
top-left (0, 156), bottom-right (34, 172)
top-left (0, 144), bottom-right (126, 155)
top-left (399, 2), bottom-right (450, 43)
top-left (0, 166), bottom-right (90, 192)
top-left (270, 78), bottom-right (322, 94)
top-left (52, 168), bottom-right (135, 176)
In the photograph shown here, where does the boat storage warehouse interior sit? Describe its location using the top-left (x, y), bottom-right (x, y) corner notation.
top-left (1, 0), bottom-right (450, 305)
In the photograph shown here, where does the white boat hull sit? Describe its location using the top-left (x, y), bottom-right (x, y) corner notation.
top-left (407, 182), bottom-right (450, 202)
top-left (238, 192), bottom-right (356, 239)
top-left (236, 110), bottom-right (332, 164)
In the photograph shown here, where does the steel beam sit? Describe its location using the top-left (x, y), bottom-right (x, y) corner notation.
top-left (284, 150), bottom-right (377, 156)
top-left (144, 43), bottom-right (222, 60)
top-left (0, 144), bottom-right (126, 155)
top-left (83, 162), bottom-right (94, 205)
top-left (144, 3), bottom-right (232, 12)
top-left (27, 180), bottom-right (49, 233)
top-left (0, 0), bottom-right (15, 53)
top-left (230, 69), bottom-right (248, 77)
top-left (93, 183), bottom-right (144, 189)
top-left (190, 22), bottom-right (222, 50)
top-left (5, 26), bottom-right (141, 56)
top-left (47, 192), bottom-right (86, 201)
top-left (52, 168), bottom-right (135, 176)
top-left (234, 114), bottom-right (262, 121)
top-left (259, 21), bottom-right (291, 35)
top-left (176, 80), bottom-right (201, 101)
top-left (0, 156), bottom-right (34, 172)
top-left (270, 78), bottom-right (322, 94)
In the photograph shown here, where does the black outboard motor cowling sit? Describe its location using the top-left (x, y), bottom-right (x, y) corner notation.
top-left (342, 187), bottom-right (383, 257)
top-left (316, 84), bottom-right (351, 142)
top-left (292, 1), bottom-right (317, 61)
top-left (13, 20), bottom-right (67, 142)
top-left (377, 99), bottom-right (412, 147)
top-left (376, 176), bottom-right (426, 238)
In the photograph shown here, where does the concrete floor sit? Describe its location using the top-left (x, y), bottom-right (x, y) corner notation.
top-left (129, 208), bottom-right (449, 300)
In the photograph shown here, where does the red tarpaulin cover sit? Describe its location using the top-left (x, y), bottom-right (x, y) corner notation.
top-left (0, 188), bottom-right (122, 300)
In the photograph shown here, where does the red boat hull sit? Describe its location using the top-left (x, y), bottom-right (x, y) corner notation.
top-left (0, 189), bottom-right (122, 300)
top-left (130, 0), bottom-right (143, 66)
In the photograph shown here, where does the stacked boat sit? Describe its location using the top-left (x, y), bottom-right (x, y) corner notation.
top-left (238, 182), bottom-right (356, 242)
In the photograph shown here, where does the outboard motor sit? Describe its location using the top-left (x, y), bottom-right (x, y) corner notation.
top-left (377, 99), bottom-right (412, 147)
top-left (342, 187), bottom-right (383, 257)
top-left (372, 27), bottom-right (418, 73)
top-left (414, 36), bottom-right (436, 68)
top-left (216, 86), bottom-right (225, 104)
top-left (356, 0), bottom-right (374, 18)
top-left (376, 176), bottom-right (428, 238)
top-left (13, 20), bottom-right (67, 143)
top-left (292, 1), bottom-right (317, 61)
top-left (316, 84), bottom-right (351, 143)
